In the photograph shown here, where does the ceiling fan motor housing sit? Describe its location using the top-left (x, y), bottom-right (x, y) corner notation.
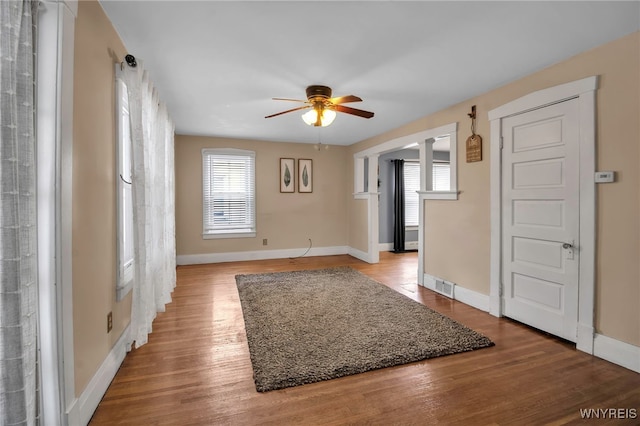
top-left (306, 85), bottom-right (332, 101)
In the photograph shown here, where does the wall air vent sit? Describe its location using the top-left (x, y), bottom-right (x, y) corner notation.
top-left (434, 279), bottom-right (455, 298)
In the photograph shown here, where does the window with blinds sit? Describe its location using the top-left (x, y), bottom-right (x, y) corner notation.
top-left (404, 161), bottom-right (451, 226)
top-left (433, 162), bottom-right (451, 191)
top-left (202, 149), bottom-right (256, 238)
top-left (404, 162), bottom-right (420, 227)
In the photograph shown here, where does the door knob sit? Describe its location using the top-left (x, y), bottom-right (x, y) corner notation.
top-left (563, 241), bottom-right (575, 260)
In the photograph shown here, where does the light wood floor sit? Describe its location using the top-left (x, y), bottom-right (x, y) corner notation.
top-left (89, 252), bottom-right (640, 425)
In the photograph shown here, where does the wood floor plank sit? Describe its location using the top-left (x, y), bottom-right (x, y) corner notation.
top-left (89, 253), bottom-right (640, 425)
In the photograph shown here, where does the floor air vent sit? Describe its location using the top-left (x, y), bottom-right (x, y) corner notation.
top-left (435, 279), bottom-right (454, 298)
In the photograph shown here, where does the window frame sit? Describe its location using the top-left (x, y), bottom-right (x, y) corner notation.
top-left (115, 76), bottom-right (134, 301)
top-left (421, 129), bottom-right (458, 200)
top-left (201, 148), bottom-right (256, 239)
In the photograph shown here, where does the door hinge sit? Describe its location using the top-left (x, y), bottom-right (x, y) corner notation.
top-left (499, 137), bottom-right (504, 150)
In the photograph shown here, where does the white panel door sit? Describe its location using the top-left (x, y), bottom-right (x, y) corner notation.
top-left (502, 99), bottom-right (580, 341)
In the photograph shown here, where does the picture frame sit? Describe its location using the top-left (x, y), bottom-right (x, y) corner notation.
top-left (298, 159), bottom-right (313, 193)
top-left (280, 158), bottom-right (295, 193)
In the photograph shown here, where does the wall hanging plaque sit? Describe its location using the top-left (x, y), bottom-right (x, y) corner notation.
top-left (466, 134), bottom-right (482, 162)
top-left (466, 105), bottom-right (483, 163)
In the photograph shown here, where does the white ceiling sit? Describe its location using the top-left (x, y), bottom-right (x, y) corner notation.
top-left (99, 1), bottom-right (639, 146)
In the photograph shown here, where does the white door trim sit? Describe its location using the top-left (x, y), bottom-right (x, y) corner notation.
top-left (488, 76), bottom-right (597, 354)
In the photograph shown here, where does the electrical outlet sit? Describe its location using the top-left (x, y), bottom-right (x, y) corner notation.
top-left (107, 312), bottom-right (113, 333)
top-left (263, 238), bottom-right (268, 246)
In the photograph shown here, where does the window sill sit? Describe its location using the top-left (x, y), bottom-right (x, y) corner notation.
top-left (203, 230), bottom-right (256, 240)
top-left (418, 191), bottom-right (459, 200)
top-left (353, 192), bottom-right (380, 199)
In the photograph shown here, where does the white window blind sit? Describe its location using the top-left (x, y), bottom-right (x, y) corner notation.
top-left (202, 149), bottom-right (256, 238)
top-left (404, 162), bottom-right (420, 227)
top-left (433, 162), bottom-right (451, 191)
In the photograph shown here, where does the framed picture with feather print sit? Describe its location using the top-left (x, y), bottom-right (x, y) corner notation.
top-left (280, 158), bottom-right (295, 193)
top-left (298, 159), bottom-right (312, 193)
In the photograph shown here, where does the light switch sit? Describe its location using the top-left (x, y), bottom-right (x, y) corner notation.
top-left (595, 171), bottom-right (615, 183)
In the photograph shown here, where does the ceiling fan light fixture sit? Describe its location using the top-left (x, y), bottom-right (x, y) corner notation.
top-left (266, 85), bottom-right (373, 125)
top-left (302, 107), bottom-right (336, 127)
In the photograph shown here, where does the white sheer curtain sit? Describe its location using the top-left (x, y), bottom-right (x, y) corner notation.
top-left (121, 62), bottom-right (176, 348)
top-left (0, 1), bottom-right (39, 424)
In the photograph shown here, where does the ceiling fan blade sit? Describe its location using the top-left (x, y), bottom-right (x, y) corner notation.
top-left (328, 95), bottom-right (362, 104)
top-left (334, 104), bottom-right (374, 119)
top-left (265, 105), bottom-right (311, 119)
top-left (272, 97), bottom-right (309, 103)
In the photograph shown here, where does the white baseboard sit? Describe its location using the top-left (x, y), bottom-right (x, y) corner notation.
top-left (347, 246), bottom-right (370, 263)
top-left (378, 242), bottom-right (393, 252)
top-left (422, 273), bottom-right (490, 312)
top-left (593, 333), bottom-right (640, 373)
top-left (68, 325), bottom-right (130, 425)
top-left (405, 240), bottom-right (418, 250)
top-left (177, 245), bottom-right (349, 265)
top-left (453, 285), bottom-right (491, 312)
top-left (378, 242), bottom-right (418, 251)
top-left (422, 274), bottom-right (437, 291)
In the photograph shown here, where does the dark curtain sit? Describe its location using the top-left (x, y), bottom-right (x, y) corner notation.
top-left (392, 160), bottom-right (405, 253)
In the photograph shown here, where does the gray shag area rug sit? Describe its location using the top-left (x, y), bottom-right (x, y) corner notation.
top-left (235, 267), bottom-right (494, 392)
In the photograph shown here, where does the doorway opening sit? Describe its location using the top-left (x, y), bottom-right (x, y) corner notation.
top-left (352, 122), bottom-right (458, 285)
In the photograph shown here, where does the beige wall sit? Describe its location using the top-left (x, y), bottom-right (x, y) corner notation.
top-left (175, 135), bottom-right (349, 256)
top-left (72, 0), bottom-right (131, 394)
top-left (349, 199), bottom-right (369, 254)
top-left (348, 32), bottom-right (640, 347)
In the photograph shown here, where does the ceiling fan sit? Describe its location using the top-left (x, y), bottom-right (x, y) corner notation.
top-left (265, 85), bottom-right (374, 127)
